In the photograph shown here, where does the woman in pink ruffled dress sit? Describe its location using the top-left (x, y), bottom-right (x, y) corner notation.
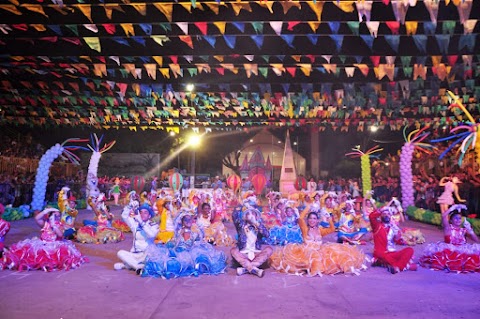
top-left (0, 208), bottom-right (88, 272)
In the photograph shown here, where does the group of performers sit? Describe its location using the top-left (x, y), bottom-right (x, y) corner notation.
top-left (0, 176), bottom-right (479, 277)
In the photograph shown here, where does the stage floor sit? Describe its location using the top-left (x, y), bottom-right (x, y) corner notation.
top-left (1, 205), bottom-right (479, 319)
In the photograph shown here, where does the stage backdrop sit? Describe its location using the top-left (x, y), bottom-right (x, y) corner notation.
top-left (80, 153), bottom-right (161, 177)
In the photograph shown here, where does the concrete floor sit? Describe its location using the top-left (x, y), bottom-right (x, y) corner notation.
top-left (1, 205), bottom-right (480, 319)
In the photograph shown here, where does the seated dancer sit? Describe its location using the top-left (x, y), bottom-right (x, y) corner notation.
top-left (231, 206), bottom-right (273, 278)
top-left (142, 209), bottom-right (227, 279)
top-left (387, 198), bottom-right (425, 246)
top-left (369, 207), bottom-right (417, 274)
top-left (0, 207), bottom-right (88, 271)
top-left (76, 194), bottom-right (124, 244)
top-left (337, 199), bottom-right (369, 244)
top-left (0, 203), bottom-right (11, 257)
top-left (420, 204), bottom-right (480, 273)
top-left (263, 192), bottom-right (284, 228)
top-left (270, 203), bottom-right (367, 276)
top-left (115, 204), bottom-right (159, 274)
top-left (196, 200), bottom-right (234, 246)
top-left (57, 186), bottom-right (78, 240)
top-left (154, 196), bottom-right (176, 244)
top-left (266, 201), bottom-right (303, 245)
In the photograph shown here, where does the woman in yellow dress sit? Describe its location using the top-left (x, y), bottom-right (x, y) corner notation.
top-left (270, 203), bottom-right (367, 276)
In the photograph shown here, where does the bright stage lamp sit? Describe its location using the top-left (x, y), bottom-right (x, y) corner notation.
top-left (188, 134), bottom-right (201, 147)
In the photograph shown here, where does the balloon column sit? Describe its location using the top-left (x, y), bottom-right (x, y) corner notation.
top-left (251, 174), bottom-right (267, 195)
top-left (169, 172), bottom-right (184, 193)
top-left (431, 90), bottom-right (480, 168)
top-left (31, 138), bottom-right (89, 211)
top-left (295, 176), bottom-right (307, 191)
top-left (346, 145), bottom-right (383, 197)
top-left (399, 126), bottom-right (434, 210)
top-left (226, 174), bottom-right (242, 194)
top-left (86, 134), bottom-right (116, 209)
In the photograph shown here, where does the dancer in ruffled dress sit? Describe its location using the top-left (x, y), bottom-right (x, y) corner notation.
top-left (387, 198), bottom-right (425, 246)
top-left (196, 199), bottom-right (234, 246)
top-left (142, 209), bottom-right (227, 279)
top-left (266, 201), bottom-right (303, 245)
top-left (436, 176), bottom-right (466, 217)
top-left (270, 203), bottom-right (367, 276)
top-left (0, 207), bottom-right (88, 271)
top-left (76, 194), bottom-right (124, 244)
top-left (420, 204), bottom-right (480, 273)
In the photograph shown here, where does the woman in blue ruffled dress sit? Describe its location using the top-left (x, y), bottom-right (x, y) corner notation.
top-left (141, 209), bottom-right (227, 279)
top-left (265, 201), bottom-right (303, 245)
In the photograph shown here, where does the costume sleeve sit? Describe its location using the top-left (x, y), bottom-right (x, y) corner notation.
top-left (369, 210), bottom-right (381, 232)
top-left (298, 206), bottom-right (309, 240)
top-left (320, 219), bottom-right (335, 236)
top-left (257, 222), bottom-right (269, 239)
top-left (121, 206), bottom-right (138, 231)
top-left (143, 222), bottom-right (159, 239)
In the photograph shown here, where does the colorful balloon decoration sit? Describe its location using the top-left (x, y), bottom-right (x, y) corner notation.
top-left (86, 133), bottom-right (116, 209)
top-left (431, 90), bottom-right (480, 168)
top-left (399, 126), bottom-right (434, 210)
top-left (133, 176), bottom-right (146, 194)
top-left (227, 174), bottom-right (242, 194)
top-left (251, 174), bottom-right (267, 195)
top-left (168, 172), bottom-right (184, 192)
top-left (346, 145), bottom-right (383, 197)
top-left (295, 176), bottom-right (307, 191)
top-left (31, 138), bottom-right (89, 211)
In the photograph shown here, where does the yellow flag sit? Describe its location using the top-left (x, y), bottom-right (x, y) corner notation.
top-left (257, 1), bottom-right (274, 14)
top-left (333, 1), bottom-right (355, 13)
top-left (0, 5), bottom-right (22, 15)
top-left (279, 0), bottom-right (301, 14)
top-left (204, 2), bottom-right (226, 15)
top-left (213, 21), bottom-right (226, 34)
top-left (307, 2), bottom-right (325, 22)
top-left (30, 24), bottom-right (46, 32)
top-left (130, 3), bottom-right (147, 16)
top-left (20, 4), bottom-right (48, 17)
top-left (93, 64), bottom-right (107, 77)
top-left (405, 22), bottom-right (418, 35)
top-left (103, 4), bottom-right (125, 20)
top-left (83, 37), bottom-right (101, 52)
top-left (153, 3), bottom-right (173, 22)
top-left (231, 1), bottom-right (252, 16)
top-left (214, 55), bottom-right (224, 62)
top-left (307, 22), bottom-right (321, 32)
top-left (121, 24), bottom-right (134, 37)
top-left (179, 2), bottom-right (192, 13)
top-left (152, 56), bottom-right (163, 66)
top-left (144, 64), bottom-right (157, 80)
top-left (298, 64), bottom-right (312, 76)
top-left (159, 68), bottom-right (171, 79)
top-left (73, 4), bottom-right (92, 23)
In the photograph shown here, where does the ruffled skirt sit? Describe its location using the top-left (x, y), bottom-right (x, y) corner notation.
top-left (76, 225), bottom-right (124, 244)
top-left (419, 242), bottom-right (480, 273)
top-left (395, 228), bottom-right (426, 246)
top-left (265, 225), bottom-right (303, 245)
top-left (142, 242), bottom-right (227, 279)
top-left (270, 242), bottom-right (367, 276)
top-left (0, 238), bottom-right (88, 271)
top-left (202, 222), bottom-right (236, 247)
